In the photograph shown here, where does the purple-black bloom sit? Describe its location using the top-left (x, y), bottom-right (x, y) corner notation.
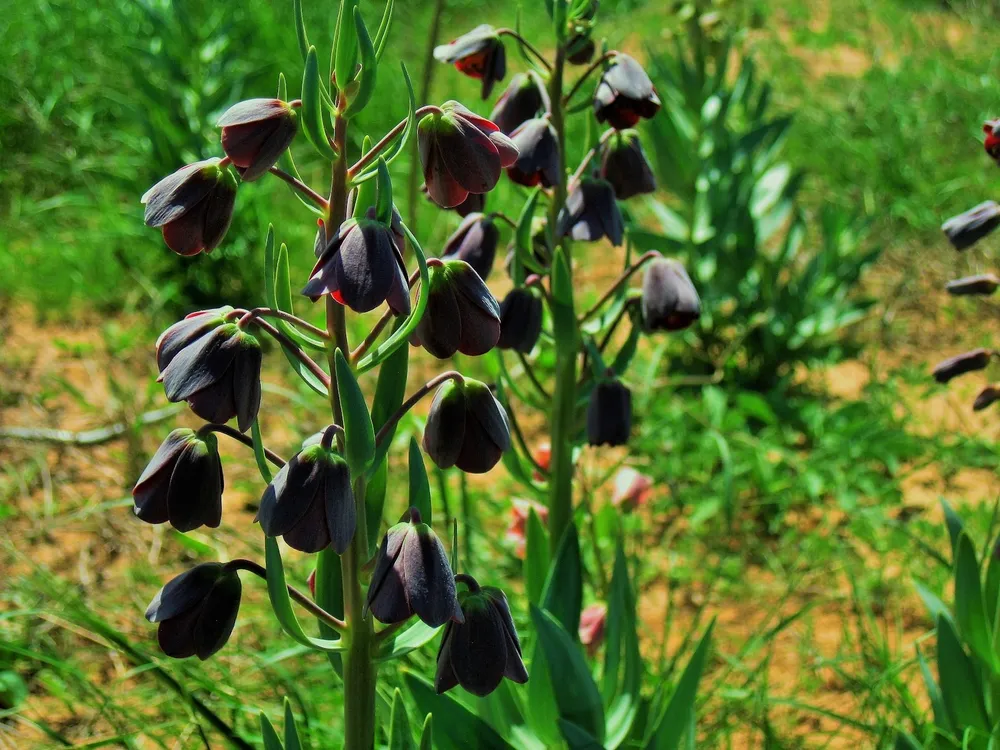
top-left (593, 53), bottom-right (660, 130)
top-left (441, 213), bottom-right (500, 281)
top-left (587, 379), bottom-right (632, 447)
top-left (434, 25), bottom-right (507, 99)
top-left (556, 178), bottom-right (624, 246)
top-left (217, 98), bottom-right (298, 182)
top-left (641, 259), bottom-right (700, 332)
top-left (498, 288), bottom-right (543, 353)
top-left (413, 260), bottom-right (500, 359)
top-left (600, 129), bottom-right (657, 199)
top-left (942, 201), bottom-right (1000, 251)
top-left (490, 72), bottom-right (550, 135)
top-left (507, 118), bottom-right (561, 188)
top-left (933, 349), bottom-right (993, 384)
top-left (423, 378), bottom-right (510, 474)
top-left (946, 273), bottom-right (1000, 296)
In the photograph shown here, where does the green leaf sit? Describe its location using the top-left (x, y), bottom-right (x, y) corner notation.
top-left (375, 158), bottom-right (393, 226)
top-left (292, 0), bottom-right (309, 62)
top-left (302, 46), bottom-right (338, 161)
top-left (334, 0), bottom-right (359, 98)
top-left (264, 224), bottom-right (278, 309)
top-left (604, 541), bottom-right (641, 749)
top-left (647, 620), bottom-right (714, 750)
top-left (335, 349), bottom-right (375, 475)
top-left (893, 732), bottom-right (923, 750)
top-left (403, 672), bottom-right (514, 750)
top-left (250, 419), bottom-right (274, 484)
top-left (915, 580), bottom-right (953, 628)
top-left (942, 499), bottom-right (965, 564)
top-left (936, 614), bottom-right (989, 732)
top-left (955, 532), bottom-right (995, 668)
top-left (260, 712), bottom-right (284, 750)
top-left (559, 720), bottom-right (605, 749)
top-left (988, 548), bottom-right (1000, 640)
top-left (353, 64), bottom-right (416, 182)
top-left (916, 647), bottom-right (952, 734)
top-left (282, 699), bottom-right (302, 750)
top-left (610, 320), bottom-right (641, 377)
top-left (525, 508), bottom-right (550, 606)
top-left (373, 0), bottom-right (394, 60)
top-left (418, 715), bottom-right (433, 750)
top-left (513, 188), bottom-right (545, 282)
top-left (550, 247), bottom-right (577, 345)
top-left (264, 536), bottom-right (346, 653)
top-left (542, 523), bottom-right (583, 638)
top-left (275, 242), bottom-right (326, 350)
top-left (408, 437), bottom-right (432, 524)
top-left (389, 688), bottom-right (415, 750)
top-left (343, 7), bottom-right (378, 118)
top-left (530, 605), bottom-right (605, 742)
top-left (376, 619), bottom-right (441, 662)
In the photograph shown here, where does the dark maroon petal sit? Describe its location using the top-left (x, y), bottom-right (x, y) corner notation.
top-left (434, 622), bottom-right (461, 694)
top-left (217, 98), bottom-right (289, 127)
top-left (641, 259), bottom-right (700, 332)
top-left (498, 289), bottom-right (543, 352)
top-left (193, 574), bottom-right (241, 660)
top-left (145, 563), bottom-right (224, 622)
top-left (325, 458), bottom-right (356, 555)
top-left (156, 311), bottom-right (227, 373)
top-left (440, 115), bottom-right (503, 195)
top-left (186, 377), bottom-right (237, 426)
top-left (587, 380), bottom-right (632, 447)
top-left (933, 349), bottom-right (993, 383)
top-left (422, 382), bottom-right (468, 470)
top-left (258, 452), bottom-right (326, 538)
top-left (161, 326), bottom-right (239, 402)
top-left (157, 608), bottom-right (200, 658)
top-left (334, 221), bottom-right (398, 312)
top-left (402, 525), bottom-right (459, 627)
top-left (231, 336), bottom-right (262, 432)
top-left (133, 429), bottom-right (192, 523)
top-left (416, 273), bottom-right (463, 359)
top-left (433, 25), bottom-right (498, 63)
top-left (282, 488), bottom-right (333, 553)
top-left (142, 160), bottom-right (219, 227)
top-left (166, 440), bottom-right (223, 532)
top-left (161, 207), bottom-right (208, 256)
top-left (450, 600), bottom-right (507, 696)
top-left (366, 527), bottom-right (413, 624)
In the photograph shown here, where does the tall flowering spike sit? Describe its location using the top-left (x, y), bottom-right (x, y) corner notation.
top-left (413, 260), bottom-right (501, 359)
top-left (365, 508), bottom-right (463, 627)
top-left (418, 101), bottom-right (518, 209)
top-left (946, 273), bottom-right (1000, 296)
top-left (497, 288), bottom-right (543, 353)
top-left (593, 53), bottom-right (661, 129)
top-left (133, 428), bottom-right (224, 532)
top-left (556, 178), bottom-right (624, 246)
top-left (257, 440), bottom-right (356, 554)
top-left (303, 216), bottom-right (409, 315)
top-left (142, 158), bottom-right (237, 256)
top-left (984, 120), bottom-right (1000, 163)
top-left (490, 72), bottom-right (551, 135)
top-left (600, 130), bottom-right (657, 199)
top-left (641, 258), bottom-right (701, 332)
top-left (217, 98), bottom-right (298, 182)
top-left (423, 378), bottom-right (510, 474)
top-left (433, 25), bottom-right (507, 99)
top-left (441, 213), bottom-right (500, 282)
top-left (435, 578), bottom-right (528, 697)
top-left (157, 317), bottom-right (262, 432)
top-left (507, 118), bottom-right (561, 188)
top-left (587, 379), bottom-right (632, 447)
top-left (932, 349), bottom-right (993, 384)
top-left (942, 201), bottom-right (1000, 251)
top-left (145, 563), bottom-right (242, 660)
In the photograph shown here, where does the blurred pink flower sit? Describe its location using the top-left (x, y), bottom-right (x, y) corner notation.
top-left (506, 498), bottom-right (548, 558)
top-left (579, 603), bottom-right (607, 655)
top-left (611, 467), bottom-right (653, 511)
top-left (532, 442), bottom-right (551, 480)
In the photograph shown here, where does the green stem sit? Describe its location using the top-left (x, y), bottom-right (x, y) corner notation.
top-left (460, 471), bottom-right (475, 569)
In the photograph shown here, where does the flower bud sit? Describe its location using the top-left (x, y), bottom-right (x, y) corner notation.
top-left (423, 378), bottom-right (511, 474)
top-left (641, 259), bottom-right (701, 332)
top-left (611, 467), bottom-right (653, 511)
top-left (435, 578), bottom-right (528, 697)
top-left (303, 216), bottom-right (410, 315)
top-left (217, 98), bottom-right (298, 182)
top-left (932, 348), bottom-right (993, 384)
top-left (142, 158), bottom-right (238, 256)
top-left (413, 261), bottom-right (501, 359)
top-left (941, 201), bottom-right (1000, 251)
top-left (490, 72), bottom-right (551, 135)
top-left (366, 508), bottom-right (462, 627)
top-left (556, 178), bottom-right (624, 246)
top-left (418, 101), bottom-right (518, 208)
top-left (257, 439), bottom-right (356, 554)
top-left (579, 603), bottom-right (607, 656)
top-left (145, 563), bottom-right (242, 660)
top-left (441, 213), bottom-right (500, 282)
top-left (567, 33), bottom-right (596, 65)
top-left (156, 317), bottom-right (262, 432)
top-left (505, 498), bottom-right (548, 558)
top-left (133, 428), bottom-right (224, 531)
top-left (507, 118), bottom-right (561, 188)
top-left (593, 53), bottom-right (661, 130)
top-left (974, 384), bottom-right (1000, 411)
top-left (600, 130), bottom-right (657, 199)
top-left (434, 25), bottom-right (507, 99)
top-left (946, 273), bottom-right (1000, 296)
top-left (587, 379), bottom-right (632, 447)
top-left (497, 288), bottom-right (543, 353)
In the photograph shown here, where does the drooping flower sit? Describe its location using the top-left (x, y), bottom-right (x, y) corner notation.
top-left (365, 508), bottom-right (463, 627)
top-left (145, 563), bottom-right (242, 660)
top-left (435, 577), bottom-right (528, 696)
top-left (611, 467), bottom-right (653, 511)
top-left (506, 118), bottom-right (561, 188)
top-left (434, 25), bottom-right (507, 99)
top-left (587, 379), bottom-right (632, 447)
top-left (600, 129), bottom-right (657, 199)
top-left (423, 378), bottom-right (510, 474)
top-left (579, 603), bottom-right (607, 656)
top-left (641, 258), bottom-right (701, 332)
top-left (142, 158), bottom-right (238, 256)
top-left (932, 348), bottom-right (993, 384)
top-left (974, 384), bottom-right (1000, 411)
top-left (413, 260), bottom-right (501, 359)
top-left (217, 98), bottom-right (298, 182)
top-left (490, 72), bottom-right (550, 135)
top-left (941, 201), bottom-right (1000, 251)
top-left (946, 273), bottom-right (1000, 296)
top-left (418, 101), bottom-right (518, 208)
top-left (441, 213), bottom-right (500, 281)
top-left (556, 178), bottom-right (624, 246)
top-left (567, 33), bottom-right (596, 65)
top-left (133, 428), bottom-right (224, 532)
top-left (593, 53), bottom-right (660, 129)
top-left (497, 288), bottom-right (543, 353)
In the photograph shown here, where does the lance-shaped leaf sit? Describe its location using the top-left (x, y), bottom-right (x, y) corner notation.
top-left (646, 620), bottom-right (714, 749)
top-left (343, 7), bottom-right (378, 118)
top-left (541, 523), bottom-right (583, 637)
top-left (954, 532), bottom-right (995, 669)
top-left (403, 672), bottom-right (514, 750)
top-left (334, 0), bottom-right (359, 95)
top-left (409, 437), bottom-right (432, 524)
top-left (302, 47), bottom-right (337, 161)
top-left (389, 689), bottom-right (415, 750)
top-left (335, 349), bottom-right (375, 475)
top-left (936, 613), bottom-right (989, 731)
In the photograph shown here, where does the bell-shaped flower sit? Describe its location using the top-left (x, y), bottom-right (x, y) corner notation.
top-left (156, 317), bottom-right (262, 432)
top-left (567, 33), bottom-right (596, 65)
top-left (133, 428), bottom-right (224, 531)
top-left (365, 508), bottom-right (462, 627)
top-left (975, 384), bottom-right (1000, 411)
top-left (600, 129), bottom-right (657, 199)
top-left (435, 577), bottom-right (528, 696)
top-left (507, 118), bottom-right (561, 188)
top-left (423, 378), bottom-right (510, 474)
top-left (418, 101), bottom-right (518, 209)
top-left (946, 273), bottom-right (1000, 296)
top-left (413, 260), bottom-right (501, 359)
top-left (490, 72), bottom-right (550, 135)
top-left (587, 378), bottom-right (632, 447)
top-left (142, 158), bottom-right (238, 256)
top-left (593, 53), bottom-right (661, 129)
top-left (257, 438), bottom-right (356, 554)
top-left (641, 258), bottom-right (701, 332)
top-left (942, 201), bottom-right (1000, 251)
top-left (556, 178), bottom-right (624, 246)
top-left (145, 563), bottom-right (242, 660)
top-left (932, 348), bottom-right (993, 384)
top-left (434, 25), bottom-right (507, 99)
top-left (497, 288), bottom-right (543, 353)
top-left (441, 213), bottom-right (500, 281)
top-left (217, 98), bottom-right (298, 182)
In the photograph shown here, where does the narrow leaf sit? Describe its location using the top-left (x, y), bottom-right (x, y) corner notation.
top-left (334, 0), bottom-right (359, 97)
top-left (389, 689), bottom-right (415, 750)
top-left (260, 713), bottom-right (284, 750)
top-left (542, 523), bottom-right (583, 638)
top-left (374, 0), bottom-right (394, 60)
top-left (525, 508), bottom-right (550, 605)
top-left (408, 437), bottom-right (432, 524)
top-left (376, 619), bottom-right (441, 662)
top-left (936, 614), bottom-right (989, 732)
top-left (403, 672), bottom-right (514, 750)
top-left (418, 715), bottom-right (433, 750)
top-left (342, 7), bottom-right (378, 119)
top-left (302, 47), bottom-right (338, 161)
top-left (282, 699), bottom-right (302, 750)
top-left (648, 621), bottom-right (714, 750)
top-left (335, 349), bottom-right (375, 475)
top-left (955, 532), bottom-right (995, 668)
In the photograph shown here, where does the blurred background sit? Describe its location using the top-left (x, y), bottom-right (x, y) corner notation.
top-left (2, 0), bottom-right (1000, 746)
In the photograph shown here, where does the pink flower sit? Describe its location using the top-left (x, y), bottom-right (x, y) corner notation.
top-left (532, 442), bottom-right (551, 480)
top-left (505, 498), bottom-right (548, 558)
top-left (611, 467), bottom-right (653, 511)
top-left (579, 603), bottom-right (607, 655)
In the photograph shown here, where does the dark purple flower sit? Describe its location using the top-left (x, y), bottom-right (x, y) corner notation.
top-left (434, 25), bottom-right (506, 99)
top-left (142, 159), bottom-right (237, 256)
top-left (567, 33), bottom-right (596, 65)
top-left (418, 101), bottom-right (518, 209)
top-left (587, 379), bottom-right (632, 447)
top-left (490, 72), bottom-right (550, 135)
top-left (133, 428), bottom-right (224, 532)
top-left (441, 213), bottom-right (500, 281)
top-left (556, 178), bottom-right (624, 246)
top-left (413, 260), bottom-right (500, 359)
top-left (453, 192), bottom-right (487, 217)
top-left (507, 118), bottom-right (561, 188)
top-left (423, 378), bottom-right (510, 474)
top-left (498, 288), bottom-right (543, 353)
top-left (932, 349), bottom-right (993, 384)
top-left (593, 53), bottom-right (661, 130)
top-left (641, 258), bottom-right (700, 331)
top-left (600, 129), bottom-right (657, 199)
top-left (942, 201), bottom-right (1000, 251)
top-left (946, 273), bottom-right (1000, 296)
top-left (974, 385), bottom-right (1000, 411)
top-left (217, 98), bottom-right (298, 182)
